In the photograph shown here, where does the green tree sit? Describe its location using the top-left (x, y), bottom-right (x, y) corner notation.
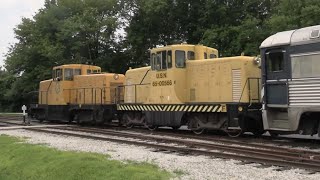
top-left (268, 0), bottom-right (320, 33)
top-left (125, 0), bottom-right (208, 66)
top-left (201, 0), bottom-right (278, 56)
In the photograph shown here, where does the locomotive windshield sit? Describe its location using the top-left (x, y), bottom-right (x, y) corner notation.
top-left (175, 50), bottom-right (186, 68)
top-left (53, 68), bottom-right (62, 81)
top-left (151, 51), bottom-right (172, 70)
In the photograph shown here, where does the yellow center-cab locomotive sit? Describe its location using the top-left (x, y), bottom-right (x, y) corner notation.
top-left (117, 44), bottom-right (263, 136)
top-left (29, 64), bottom-right (125, 124)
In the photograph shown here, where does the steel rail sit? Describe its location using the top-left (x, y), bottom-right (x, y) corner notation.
top-left (26, 127), bottom-right (320, 172)
top-left (67, 126), bottom-right (320, 158)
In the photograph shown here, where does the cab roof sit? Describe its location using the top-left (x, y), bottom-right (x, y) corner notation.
top-left (53, 64), bottom-right (101, 69)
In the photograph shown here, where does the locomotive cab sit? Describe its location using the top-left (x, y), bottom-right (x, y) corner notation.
top-left (148, 44), bottom-right (218, 104)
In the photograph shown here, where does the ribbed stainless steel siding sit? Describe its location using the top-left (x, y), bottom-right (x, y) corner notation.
top-left (232, 69), bottom-right (241, 102)
top-left (289, 78), bottom-right (320, 106)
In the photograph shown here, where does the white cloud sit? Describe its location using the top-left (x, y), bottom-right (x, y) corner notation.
top-left (0, 0), bottom-right (45, 67)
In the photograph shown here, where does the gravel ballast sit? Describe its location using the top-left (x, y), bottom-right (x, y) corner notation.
top-left (1, 129), bottom-right (320, 180)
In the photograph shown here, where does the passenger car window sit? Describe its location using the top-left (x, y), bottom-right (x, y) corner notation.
top-left (64, 68), bottom-right (73, 81)
top-left (87, 69), bottom-right (92, 74)
top-left (266, 51), bottom-right (284, 72)
top-left (292, 53), bottom-right (320, 78)
top-left (175, 50), bottom-right (186, 68)
top-left (204, 52), bottom-right (208, 59)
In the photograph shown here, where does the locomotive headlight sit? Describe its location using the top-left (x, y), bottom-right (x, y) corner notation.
top-left (238, 106), bottom-right (243, 112)
top-left (113, 73), bottom-right (119, 80)
top-left (254, 56), bottom-right (261, 68)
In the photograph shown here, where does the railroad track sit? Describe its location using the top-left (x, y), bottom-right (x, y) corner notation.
top-left (2, 115), bottom-right (320, 171)
top-left (26, 126), bottom-right (320, 172)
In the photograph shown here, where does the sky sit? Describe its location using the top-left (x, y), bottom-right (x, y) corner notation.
top-left (0, 0), bottom-right (45, 67)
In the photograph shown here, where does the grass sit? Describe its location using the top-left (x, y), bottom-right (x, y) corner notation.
top-left (173, 169), bottom-right (187, 177)
top-left (0, 113), bottom-right (23, 116)
top-left (0, 135), bottom-right (172, 180)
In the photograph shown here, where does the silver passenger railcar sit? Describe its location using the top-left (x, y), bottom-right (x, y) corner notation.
top-left (260, 25), bottom-right (320, 136)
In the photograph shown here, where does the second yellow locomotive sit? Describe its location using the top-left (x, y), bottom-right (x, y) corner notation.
top-left (30, 64), bottom-right (125, 124)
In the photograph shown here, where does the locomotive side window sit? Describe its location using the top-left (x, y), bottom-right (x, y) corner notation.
top-left (175, 50), bottom-right (186, 68)
top-left (167, 51), bottom-right (172, 68)
top-left (87, 69), bottom-right (92, 74)
top-left (187, 51), bottom-right (195, 60)
top-left (266, 51), bottom-right (284, 72)
top-left (204, 52), bottom-right (208, 59)
top-left (74, 69), bottom-right (81, 76)
top-left (210, 54), bottom-right (217, 59)
top-left (64, 68), bottom-right (73, 81)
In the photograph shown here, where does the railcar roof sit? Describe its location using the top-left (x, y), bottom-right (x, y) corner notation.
top-left (260, 25), bottom-right (320, 48)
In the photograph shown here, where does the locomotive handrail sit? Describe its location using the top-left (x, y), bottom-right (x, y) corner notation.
top-left (63, 87), bottom-right (104, 105)
top-left (139, 69), bottom-right (150, 84)
top-left (116, 83), bottom-right (151, 104)
top-left (38, 90), bottom-right (48, 104)
top-left (238, 78), bottom-right (261, 104)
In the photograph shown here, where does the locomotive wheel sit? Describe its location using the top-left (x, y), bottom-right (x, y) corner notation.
top-left (147, 126), bottom-right (158, 131)
top-left (225, 129), bottom-right (243, 137)
top-left (126, 123), bottom-right (134, 128)
top-left (35, 114), bottom-right (43, 123)
top-left (269, 131), bottom-right (279, 137)
top-left (192, 129), bottom-right (205, 135)
top-left (171, 126), bottom-right (181, 130)
top-left (252, 130), bottom-right (265, 136)
top-left (122, 113), bottom-right (135, 128)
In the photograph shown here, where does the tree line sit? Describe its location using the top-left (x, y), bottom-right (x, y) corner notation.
top-left (0, 0), bottom-right (319, 112)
